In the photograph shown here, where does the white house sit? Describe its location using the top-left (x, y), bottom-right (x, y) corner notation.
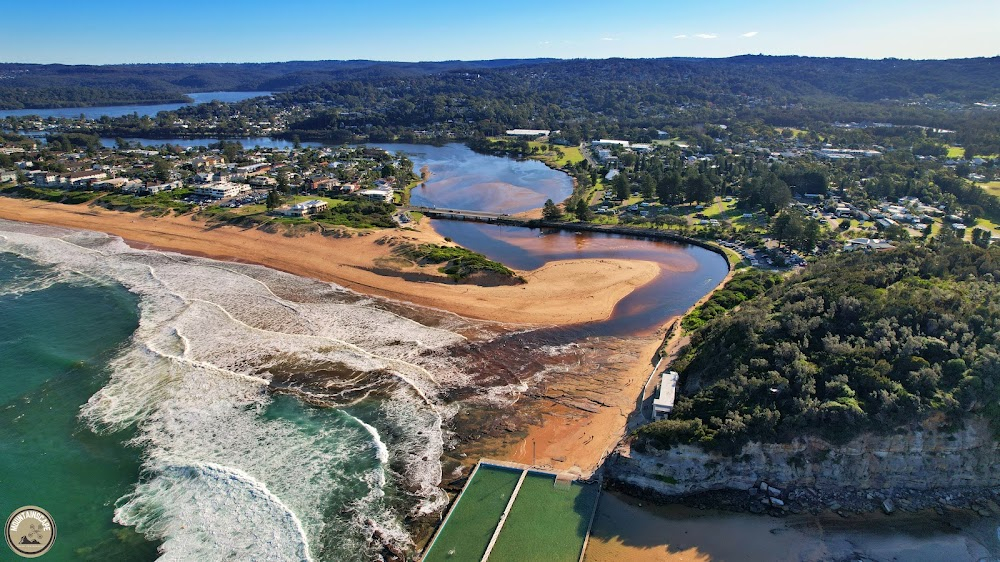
top-left (844, 238), bottom-right (895, 252)
top-left (358, 188), bottom-right (392, 202)
top-left (276, 199), bottom-right (329, 217)
top-left (34, 172), bottom-right (60, 187)
top-left (652, 371), bottom-right (680, 420)
top-left (144, 180), bottom-right (183, 194)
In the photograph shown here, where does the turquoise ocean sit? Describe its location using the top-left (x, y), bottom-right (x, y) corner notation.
top-left (0, 220), bottom-right (471, 561)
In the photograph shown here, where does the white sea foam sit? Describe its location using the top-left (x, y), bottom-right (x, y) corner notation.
top-left (115, 462), bottom-right (314, 562)
top-left (347, 413), bottom-right (390, 466)
top-left (0, 220), bottom-right (477, 560)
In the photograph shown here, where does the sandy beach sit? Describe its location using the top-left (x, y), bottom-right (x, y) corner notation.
top-left (0, 198), bottom-right (734, 506)
top-left (0, 199), bottom-right (659, 325)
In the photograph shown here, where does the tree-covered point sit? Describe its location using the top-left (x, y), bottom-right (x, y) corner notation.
top-left (640, 240), bottom-right (1000, 453)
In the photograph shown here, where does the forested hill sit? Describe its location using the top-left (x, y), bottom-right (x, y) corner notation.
top-left (1, 56), bottom-right (997, 110)
top-left (0, 59), bottom-right (552, 109)
top-left (639, 239), bottom-right (1000, 453)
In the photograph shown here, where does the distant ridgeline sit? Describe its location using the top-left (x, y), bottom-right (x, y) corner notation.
top-left (639, 239), bottom-right (1000, 453)
top-left (0, 59), bottom-right (551, 110)
top-left (4, 58), bottom-right (1000, 139)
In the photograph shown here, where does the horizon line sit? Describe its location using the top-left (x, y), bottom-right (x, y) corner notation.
top-left (1, 53), bottom-right (998, 67)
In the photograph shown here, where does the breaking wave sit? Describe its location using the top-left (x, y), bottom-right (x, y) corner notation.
top-left (0, 220), bottom-right (475, 560)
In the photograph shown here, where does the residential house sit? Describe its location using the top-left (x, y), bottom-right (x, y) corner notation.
top-left (358, 188), bottom-right (392, 202)
top-left (190, 155), bottom-right (225, 171)
top-left (34, 172), bottom-right (60, 187)
top-left (844, 238), bottom-right (895, 252)
top-left (66, 170), bottom-right (108, 187)
top-left (144, 180), bottom-right (183, 194)
top-left (274, 199), bottom-right (329, 217)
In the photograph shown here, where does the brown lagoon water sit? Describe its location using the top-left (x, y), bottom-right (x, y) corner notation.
top-left (431, 221), bottom-right (728, 336)
top-left (375, 143), bottom-right (575, 214)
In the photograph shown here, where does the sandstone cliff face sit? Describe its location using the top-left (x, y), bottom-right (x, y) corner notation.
top-left (610, 417), bottom-right (1000, 495)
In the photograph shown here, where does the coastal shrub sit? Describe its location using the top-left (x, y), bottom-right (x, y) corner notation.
top-left (11, 186), bottom-right (101, 205)
top-left (399, 243), bottom-right (518, 282)
top-left (393, 243), bottom-right (518, 281)
top-left (642, 242), bottom-right (1000, 451)
top-left (639, 418), bottom-right (709, 450)
top-left (310, 199), bottom-right (395, 229)
top-left (681, 270), bottom-right (783, 331)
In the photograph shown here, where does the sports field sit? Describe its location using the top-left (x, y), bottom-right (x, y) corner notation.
top-left (423, 465), bottom-right (522, 562)
top-left (488, 472), bottom-right (601, 562)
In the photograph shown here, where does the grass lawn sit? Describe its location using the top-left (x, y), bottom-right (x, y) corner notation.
top-left (946, 145), bottom-right (965, 158)
top-left (487, 473), bottom-right (600, 562)
top-left (527, 142), bottom-right (585, 168)
top-left (775, 127), bottom-right (808, 138)
top-left (979, 181), bottom-right (1000, 198)
top-left (702, 197), bottom-right (739, 219)
top-left (423, 466), bottom-right (521, 562)
top-left (975, 217), bottom-right (999, 233)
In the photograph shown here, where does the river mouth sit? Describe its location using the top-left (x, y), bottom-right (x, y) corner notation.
top-left (429, 221), bottom-right (728, 337)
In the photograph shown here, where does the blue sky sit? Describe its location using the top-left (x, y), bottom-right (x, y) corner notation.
top-left (6, 0), bottom-right (999, 64)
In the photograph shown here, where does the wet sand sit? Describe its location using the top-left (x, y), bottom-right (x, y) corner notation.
top-left (586, 491), bottom-right (996, 561)
top-left (0, 199), bottom-right (659, 325)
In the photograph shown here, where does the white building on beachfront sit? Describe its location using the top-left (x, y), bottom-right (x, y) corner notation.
top-left (652, 371), bottom-right (679, 420)
top-left (275, 199), bottom-right (329, 217)
top-left (192, 181), bottom-right (249, 199)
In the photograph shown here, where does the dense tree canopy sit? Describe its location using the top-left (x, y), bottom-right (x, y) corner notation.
top-left (641, 240), bottom-right (1000, 453)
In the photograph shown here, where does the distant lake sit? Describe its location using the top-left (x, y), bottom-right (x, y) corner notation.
top-left (97, 137), bottom-right (322, 150)
top-left (0, 91), bottom-right (272, 120)
top-left (373, 143), bottom-right (574, 214)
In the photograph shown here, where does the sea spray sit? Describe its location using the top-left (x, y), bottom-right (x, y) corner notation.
top-left (0, 220), bottom-right (475, 560)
